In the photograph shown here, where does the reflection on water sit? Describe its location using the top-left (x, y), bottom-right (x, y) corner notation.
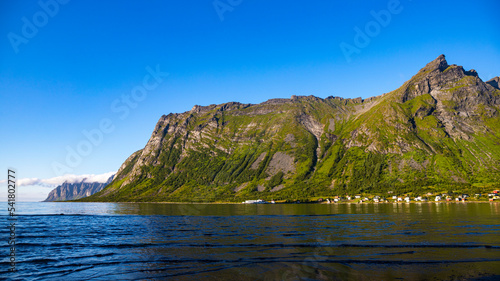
top-left (0, 202), bottom-right (499, 280)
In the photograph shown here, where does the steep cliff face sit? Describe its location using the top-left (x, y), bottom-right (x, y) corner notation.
top-left (84, 55), bottom-right (500, 202)
top-left (44, 175), bottom-right (114, 202)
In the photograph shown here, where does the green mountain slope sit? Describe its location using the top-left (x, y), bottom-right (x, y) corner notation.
top-left (82, 55), bottom-right (500, 202)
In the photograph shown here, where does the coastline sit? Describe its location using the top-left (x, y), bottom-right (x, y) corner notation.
top-left (61, 200), bottom-right (500, 204)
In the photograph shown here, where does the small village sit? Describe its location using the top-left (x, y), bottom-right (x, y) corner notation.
top-left (242, 190), bottom-right (500, 204)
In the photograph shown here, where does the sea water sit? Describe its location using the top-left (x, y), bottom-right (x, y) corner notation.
top-left (1, 202), bottom-right (499, 280)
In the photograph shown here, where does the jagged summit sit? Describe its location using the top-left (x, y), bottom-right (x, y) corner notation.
top-left (81, 56), bottom-right (500, 202)
top-left (395, 54), bottom-right (497, 105)
top-left (487, 77), bottom-right (500, 90)
top-left (413, 54), bottom-right (481, 80)
top-left (419, 54), bottom-right (449, 73)
top-left (44, 175), bottom-right (114, 202)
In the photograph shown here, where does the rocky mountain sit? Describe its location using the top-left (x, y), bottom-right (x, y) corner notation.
top-left (44, 175), bottom-right (114, 202)
top-left (487, 77), bottom-right (500, 90)
top-left (82, 55), bottom-right (500, 202)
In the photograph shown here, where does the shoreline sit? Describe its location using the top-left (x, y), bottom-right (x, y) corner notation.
top-left (59, 200), bottom-right (500, 204)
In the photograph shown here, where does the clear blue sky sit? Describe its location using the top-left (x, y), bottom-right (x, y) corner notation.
top-left (0, 0), bottom-right (499, 201)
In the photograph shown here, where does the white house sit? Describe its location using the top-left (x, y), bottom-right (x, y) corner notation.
top-left (243, 199), bottom-right (267, 204)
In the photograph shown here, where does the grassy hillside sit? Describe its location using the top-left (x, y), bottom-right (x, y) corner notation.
top-left (80, 55), bottom-right (500, 202)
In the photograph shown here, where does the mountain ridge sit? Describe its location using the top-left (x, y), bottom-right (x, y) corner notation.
top-left (44, 175), bottom-right (114, 202)
top-left (81, 55), bottom-right (500, 202)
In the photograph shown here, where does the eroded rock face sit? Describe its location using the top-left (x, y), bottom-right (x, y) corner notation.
top-left (250, 152), bottom-right (267, 170)
top-left (88, 55), bottom-right (500, 202)
top-left (298, 114), bottom-right (323, 140)
top-left (266, 152), bottom-right (295, 176)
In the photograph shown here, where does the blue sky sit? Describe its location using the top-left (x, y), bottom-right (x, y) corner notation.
top-left (1, 0), bottom-right (499, 201)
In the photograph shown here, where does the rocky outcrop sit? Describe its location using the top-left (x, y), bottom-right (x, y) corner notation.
top-left (44, 175), bottom-right (114, 202)
top-left (487, 77), bottom-right (500, 90)
top-left (298, 114), bottom-right (323, 140)
top-left (265, 152), bottom-right (295, 176)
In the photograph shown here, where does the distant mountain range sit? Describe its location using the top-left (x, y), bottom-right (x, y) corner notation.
top-left (81, 55), bottom-right (500, 202)
top-left (44, 175), bottom-right (114, 202)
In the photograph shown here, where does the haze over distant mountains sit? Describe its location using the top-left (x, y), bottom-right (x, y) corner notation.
top-left (44, 175), bottom-right (114, 202)
top-left (81, 55), bottom-right (500, 202)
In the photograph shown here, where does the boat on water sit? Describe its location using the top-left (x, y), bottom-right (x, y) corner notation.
top-left (242, 199), bottom-right (268, 204)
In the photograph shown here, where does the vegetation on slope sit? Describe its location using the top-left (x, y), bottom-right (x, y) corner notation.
top-left (79, 55), bottom-right (500, 202)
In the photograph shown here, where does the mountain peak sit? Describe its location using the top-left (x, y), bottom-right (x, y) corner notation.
top-left (487, 76), bottom-right (500, 90)
top-left (420, 54), bottom-right (448, 73)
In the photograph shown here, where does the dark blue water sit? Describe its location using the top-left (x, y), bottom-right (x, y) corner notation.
top-left (1, 202), bottom-right (500, 280)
